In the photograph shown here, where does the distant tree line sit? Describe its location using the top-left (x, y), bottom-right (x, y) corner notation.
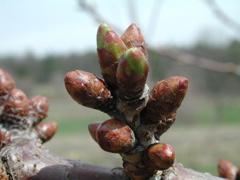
top-left (1, 39), bottom-right (240, 95)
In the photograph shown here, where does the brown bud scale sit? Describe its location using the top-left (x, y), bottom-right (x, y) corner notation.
top-left (121, 23), bottom-right (148, 58)
top-left (29, 96), bottom-right (49, 126)
top-left (218, 159), bottom-right (238, 179)
top-left (0, 69), bottom-right (15, 106)
top-left (141, 76), bottom-right (188, 124)
top-left (96, 119), bottom-right (136, 153)
top-left (88, 121), bottom-right (102, 142)
top-left (146, 143), bottom-right (175, 170)
top-left (35, 121), bottom-right (58, 143)
top-left (65, 70), bottom-right (112, 112)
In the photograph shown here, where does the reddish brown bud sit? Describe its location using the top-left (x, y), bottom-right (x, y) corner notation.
top-left (3, 88), bottom-right (29, 116)
top-left (35, 121), bottom-right (58, 143)
top-left (116, 48), bottom-right (149, 99)
top-left (146, 143), bottom-right (175, 170)
top-left (97, 23), bottom-right (127, 88)
top-left (88, 121), bottom-right (102, 142)
top-left (95, 119), bottom-right (136, 153)
top-left (29, 96), bottom-right (49, 125)
top-left (64, 70), bottom-right (112, 112)
top-left (0, 129), bottom-right (11, 149)
top-left (121, 23), bottom-right (148, 58)
top-left (0, 69), bottom-right (15, 105)
top-left (218, 159), bottom-right (238, 180)
top-left (141, 76), bottom-right (188, 124)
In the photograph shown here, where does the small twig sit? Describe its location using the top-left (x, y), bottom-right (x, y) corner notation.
top-left (147, 0), bottom-right (164, 44)
top-left (155, 47), bottom-right (240, 76)
top-left (205, 0), bottom-right (240, 34)
top-left (78, 0), bottom-right (123, 33)
top-left (128, 0), bottom-right (140, 27)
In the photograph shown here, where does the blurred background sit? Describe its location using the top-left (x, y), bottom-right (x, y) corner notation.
top-left (1, 0), bottom-right (240, 176)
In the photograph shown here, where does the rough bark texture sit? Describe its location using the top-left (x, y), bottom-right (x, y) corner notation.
top-left (0, 137), bottom-right (227, 180)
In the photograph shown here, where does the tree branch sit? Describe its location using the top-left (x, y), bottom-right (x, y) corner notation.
top-left (0, 136), bottom-right (227, 180)
top-left (78, 0), bottom-right (123, 33)
top-left (155, 47), bottom-right (240, 76)
top-left (205, 0), bottom-right (240, 34)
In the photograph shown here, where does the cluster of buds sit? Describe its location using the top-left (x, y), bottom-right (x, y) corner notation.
top-left (218, 159), bottom-right (240, 180)
top-left (0, 69), bottom-right (58, 150)
top-left (65, 23), bottom-right (188, 180)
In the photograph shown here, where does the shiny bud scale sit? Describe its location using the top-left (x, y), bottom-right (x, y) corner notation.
top-left (121, 23), bottom-right (148, 58)
top-left (35, 121), bottom-right (58, 143)
top-left (3, 88), bottom-right (29, 117)
top-left (0, 69), bottom-right (15, 106)
top-left (88, 121), bottom-right (101, 142)
top-left (218, 159), bottom-right (239, 180)
top-left (29, 96), bottom-right (49, 125)
top-left (146, 143), bottom-right (175, 170)
top-left (92, 119), bottom-right (136, 153)
top-left (141, 76), bottom-right (188, 124)
top-left (65, 70), bottom-right (112, 112)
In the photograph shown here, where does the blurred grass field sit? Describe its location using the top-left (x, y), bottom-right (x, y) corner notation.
top-left (41, 91), bottom-right (240, 177)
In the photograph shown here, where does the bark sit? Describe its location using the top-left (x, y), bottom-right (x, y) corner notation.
top-left (0, 137), bottom-right (226, 180)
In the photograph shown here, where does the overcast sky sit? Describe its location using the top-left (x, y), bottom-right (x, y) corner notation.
top-left (0, 0), bottom-right (239, 57)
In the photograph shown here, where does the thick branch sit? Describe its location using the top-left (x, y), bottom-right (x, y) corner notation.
top-left (172, 163), bottom-right (226, 180)
top-left (0, 137), bottom-right (226, 180)
top-left (0, 137), bottom-right (128, 180)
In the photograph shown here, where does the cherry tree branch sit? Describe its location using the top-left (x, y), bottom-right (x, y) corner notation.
top-left (155, 47), bottom-right (240, 76)
top-left (0, 136), bottom-right (227, 180)
top-left (205, 0), bottom-right (240, 34)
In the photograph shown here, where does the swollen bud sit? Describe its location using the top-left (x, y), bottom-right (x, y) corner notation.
top-left (97, 23), bottom-right (127, 88)
top-left (35, 121), bottom-right (58, 143)
top-left (95, 119), bottom-right (136, 153)
top-left (141, 76), bottom-right (188, 124)
top-left (121, 23), bottom-right (148, 58)
top-left (3, 88), bottom-right (29, 117)
top-left (29, 96), bottom-right (49, 125)
top-left (146, 143), bottom-right (175, 170)
top-left (117, 48), bottom-right (149, 99)
top-left (0, 69), bottom-right (15, 106)
top-left (218, 159), bottom-right (238, 180)
top-left (64, 70), bottom-right (112, 112)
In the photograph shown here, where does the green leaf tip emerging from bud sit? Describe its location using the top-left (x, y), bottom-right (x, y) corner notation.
top-left (96, 22), bottom-right (113, 49)
top-left (97, 23), bottom-right (127, 87)
top-left (123, 48), bottom-right (147, 75)
top-left (117, 48), bottom-right (149, 99)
